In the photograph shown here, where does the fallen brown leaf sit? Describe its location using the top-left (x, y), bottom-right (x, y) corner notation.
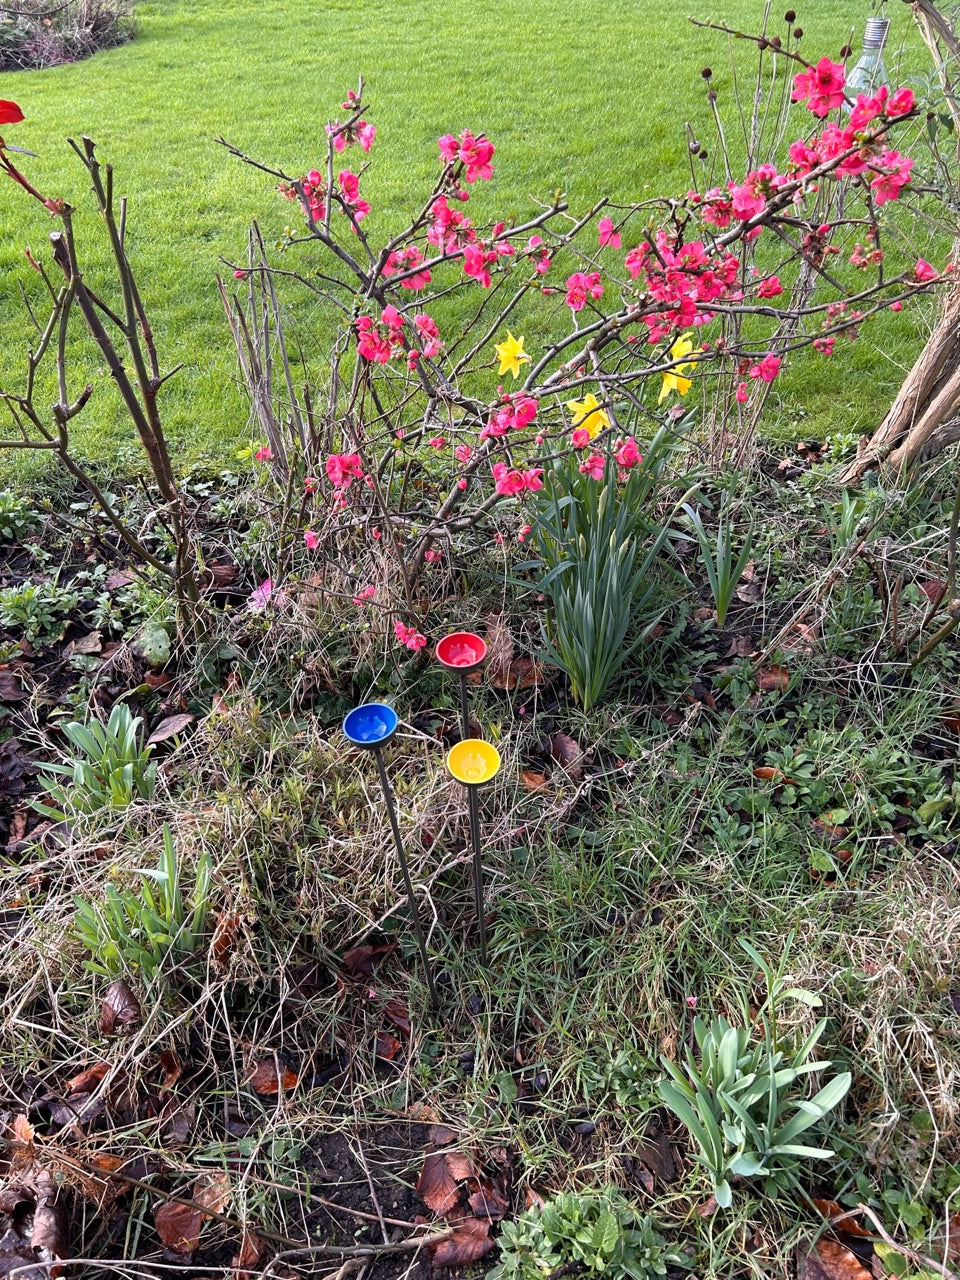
top-left (99, 980), bottom-right (142, 1035)
top-left (154, 1172), bottom-right (230, 1255)
top-left (375, 1032), bottom-right (402, 1061)
top-left (468, 1181), bottom-right (510, 1220)
top-left (157, 1049), bottom-right (182, 1091)
top-left (147, 713), bottom-right (195, 745)
top-left (427, 1124), bottom-right (459, 1146)
top-left (796, 1238), bottom-right (871, 1279)
top-left (0, 671), bottom-right (27, 702)
top-left (249, 1055), bottom-right (298, 1095)
top-left (63, 632), bottom-right (102, 658)
top-left (416, 1150), bottom-right (474, 1216)
top-left (63, 1062), bottom-right (110, 1096)
top-left (550, 732), bottom-right (584, 780)
top-left (753, 766), bottom-right (796, 785)
top-left (757, 664), bottom-right (790, 693)
top-left (383, 998), bottom-right (411, 1036)
top-left (232, 1228), bottom-right (266, 1280)
top-left (520, 770), bottom-right (549, 793)
top-left (811, 1200), bottom-right (872, 1239)
top-left (428, 1215), bottom-right (494, 1268)
top-left (211, 910), bottom-right (241, 970)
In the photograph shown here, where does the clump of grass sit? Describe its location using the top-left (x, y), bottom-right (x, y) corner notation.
top-left (0, 0), bottom-right (133, 71)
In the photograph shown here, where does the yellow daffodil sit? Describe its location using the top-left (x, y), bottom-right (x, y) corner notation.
top-left (494, 331), bottom-right (530, 379)
top-left (566, 392), bottom-right (610, 439)
top-left (658, 331), bottom-right (703, 405)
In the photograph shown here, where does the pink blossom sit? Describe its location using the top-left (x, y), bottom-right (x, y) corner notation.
top-left (248, 579), bottom-right (274, 612)
top-left (462, 243), bottom-right (493, 288)
top-left (395, 621), bottom-right (427, 651)
top-left (424, 548), bottom-right (443, 564)
top-left (850, 88), bottom-right (888, 129)
top-left (234, 269), bottom-right (248, 280)
top-left (304, 530), bottom-right (319, 550)
top-left (735, 381), bottom-right (749, 404)
top-left (491, 462), bottom-right (526, 496)
top-left (813, 335), bottom-right (836, 356)
top-left (518, 523), bottom-right (532, 543)
top-left (914, 258), bottom-right (939, 283)
top-left (438, 130), bottom-right (495, 182)
top-left (578, 453), bottom-right (606, 481)
top-left (748, 353), bottom-right (782, 383)
top-left (381, 304), bottom-right (405, 331)
top-left (353, 585), bottom-right (376, 605)
top-left (886, 87), bottom-right (915, 119)
top-left (757, 276), bottom-right (783, 299)
top-left (597, 216), bottom-right (621, 248)
top-left (382, 245), bottom-right (432, 290)
top-left (565, 270), bottom-right (604, 311)
top-left (792, 58), bottom-right (846, 117)
top-left (889, 300), bottom-right (903, 312)
top-left (455, 444), bottom-right (472, 464)
top-left (357, 121), bottom-right (376, 151)
top-left (254, 445), bottom-right (273, 462)
top-left (325, 452), bottom-right (364, 488)
top-left (571, 427), bottom-right (591, 449)
top-left (615, 437), bottom-right (641, 468)
top-left (870, 150), bottom-right (913, 205)
top-left (522, 468), bottom-right (544, 492)
top-left (437, 134), bottom-right (460, 163)
top-left (513, 396), bottom-right (538, 428)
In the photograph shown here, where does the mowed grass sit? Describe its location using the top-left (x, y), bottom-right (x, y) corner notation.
top-left (0, 0), bottom-right (936, 476)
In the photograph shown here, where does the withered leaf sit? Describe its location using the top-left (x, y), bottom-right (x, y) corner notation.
top-left (753, 766), bottom-right (796, 785)
top-left (64, 631), bottom-right (102, 658)
top-left (155, 1172), bottom-right (230, 1255)
top-left (211, 910), bottom-right (241, 970)
top-left (375, 1032), bottom-right (402, 1062)
top-left (232, 1228), bottom-right (266, 1280)
top-left (63, 1062), bottom-right (110, 1096)
top-left (520, 770), bottom-right (549, 793)
top-left (99, 980), bottom-right (142, 1035)
top-left (203, 562), bottom-right (239, 591)
top-left (9, 1113), bottom-right (35, 1150)
top-left (550, 732), bottom-right (584, 780)
top-left (249, 1055), bottom-right (298, 1095)
top-left (796, 1238), bottom-right (871, 1280)
top-left (157, 1050), bottom-right (182, 1091)
top-left (383, 998), bottom-right (411, 1036)
top-left (417, 1152), bottom-right (467, 1217)
top-left (341, 943), bottom-right (393, 977)
top-left (428, 1216), bottom-right (494, 1269)
top-left (757, 664), bottom-right (790, 693)
top-left (468, 1181), bottom-right (510, 1220)
top-left (810, 1201), bottom-right (872, 1239)
top-left (427, 1124), bottom-right (459, 1147)
top-left (0, 671), bottom-right (27, 702)
top-left (147, 713), bottom-right (195, 745)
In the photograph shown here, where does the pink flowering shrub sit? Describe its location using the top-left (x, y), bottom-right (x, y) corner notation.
top-left (219, 30), bottom-right (941, 638)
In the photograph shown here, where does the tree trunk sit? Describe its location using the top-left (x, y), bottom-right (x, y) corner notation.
top-left (838, 0), bottom-right (960, 485)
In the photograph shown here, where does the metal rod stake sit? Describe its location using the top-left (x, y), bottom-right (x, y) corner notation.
top-left (467, 783), bottom-right (488, 966)
top-left (458, 670), bottom-right (470, 739)
top-left (373, 746), bottom-right (439, 1006)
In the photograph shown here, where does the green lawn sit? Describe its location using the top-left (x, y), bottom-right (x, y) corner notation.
top-left (0, 0), bottom-right (936, 476)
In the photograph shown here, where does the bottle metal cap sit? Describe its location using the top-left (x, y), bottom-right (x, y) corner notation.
top-left (863, 17), bottom-right (890, 50)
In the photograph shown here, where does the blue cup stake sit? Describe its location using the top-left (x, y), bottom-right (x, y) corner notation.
top-left (343, 703), bottom-right (438, 1006)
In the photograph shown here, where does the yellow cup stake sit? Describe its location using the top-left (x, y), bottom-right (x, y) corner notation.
top-left (447, 739), bottom-right (501, 965)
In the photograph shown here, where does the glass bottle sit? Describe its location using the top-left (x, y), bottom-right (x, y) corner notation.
top-left (845, 17), bottom-right (890, 104)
